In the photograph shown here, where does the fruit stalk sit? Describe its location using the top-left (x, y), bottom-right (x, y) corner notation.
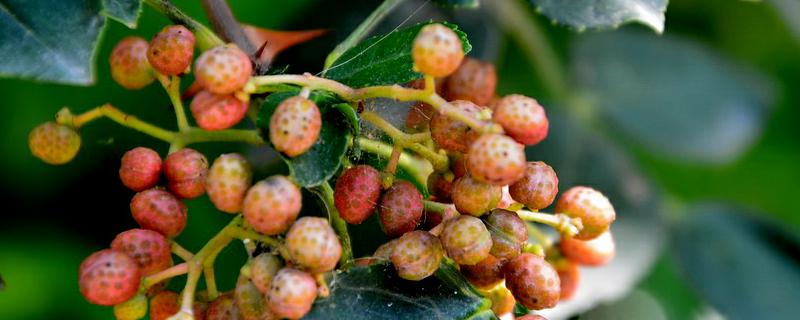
top-left (312, 182), bottom-right (354, 267)
top-left (157, 74), bottom-right (191, 132)
top-left (360, 110), bottom-right (448, 171)
top-left (356, 137), bottom-right (433, 188)
top-left (516, 210), bottom-right (583, 237)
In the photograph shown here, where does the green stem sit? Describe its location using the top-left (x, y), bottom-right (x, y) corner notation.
top-left (423, 200), bottom-right (450, 214)
top-left (142, 262), bottom-right (188, 288)
top-left (361, 111), bottom-right (448, 171)
top-left (516, 210), bottom-right (582, 237)
top-left (356, 137), bottom-right (433, 188)
top-left (312, 182), bottom-right (354, 268)
top-left (181, 128), bottom-right (264, 145)
top-left (143, 0), bottom-right (224, 51)
top-left (323, 0), bottom-right (406, 71)
top-left (158, 74), bottom-right (191, 132)
top-left (171, 241), bottom-right (195, 261)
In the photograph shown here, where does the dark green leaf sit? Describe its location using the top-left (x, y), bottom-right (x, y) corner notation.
top-left (432, 0), bottom-right (480, 8)
top-left (571, 31), bottom-right (773, 164)
top-left (672, 205), bottom-right (800, 320)
top-left (325, 21), bottom-right (471, 88)
top-left (0, 0), bottom-right (105, 85)
top-left (530, 0), bottom-right (668, 33)
top-left (102, 0), bottom-right (142, 28)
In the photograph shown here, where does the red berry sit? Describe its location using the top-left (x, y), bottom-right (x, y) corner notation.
top-left (379, 180), bottom-right (424, 238)
top-left (286, 217), bottom-right (342, 273)
top-left (164, 148), bottom-right (209, 199)
top-left (119, 147), bottom-right (162, 191)
top-left (267, 268), bottom-right (317, 320)
top-left (130, 188), bottom-right (188, 238)
top-left (555, 186), bottom-right (616, 240)
top-left (195, 44), bottom-right (252, 94)
top-left (430, 100), bottom-right (483, 153)
top-left (391, 230), bottom-right (444, 281)
top-left (467, 133), bottom-right (526, 186)
top-left (460, 254), bottom-right (505, 289)
top-left (235, 276), bottom-right (274, 320)
top-left (113, 293), bottom-right (148, 320)
top-left (509, 161), bottom-right (558, 210)
top-left (503, 253), bottom-right (560, 310)
top-left (205, 292), bottom-right (242, 320)
top-left (559, 230), bottom-right (615, 266)
top-left (250, 253), bottom-right (283, 294)
top-left (451, 175), bottom-right (501, 216)
top-left (110, 36), bottom-right (155, 90)
top-left (440, 215), bottom-right (492, 265)
top-left (555, 260), bottom-right (580, 300)
top-left (450, 152), bottom-right (468, 178)
top-left (269, 96), bottom-right (322, 157)
top-left (424, 203), bottom-right (458, 229)
top-left (190, 91), bottom-right (249, 131)
top-left (242, 175), bottom-right (302, 235)
top-left (206, 153), bottom-right (253, 213)
top-left (493, 95), bottom-right (549, 146)
top-left (147, 25), bottom-right (195, 76)
top-left (443, 57), bottom-right (497, 106)
top-left (334, 165), bottom-right (382, 224)
top-left (427, 171), bottom-right (454, 202)
top-left (149, 291), bottom-right (180, 320)
top-left (405, 102), bottom-right (435, 132)
top-left (111, 228), bottom-right (172, 276)
top-left (485, 209), bottom-right (527, 260)
top-left (79, 249), bottom-right (141, 306)
top-left (412, 24), bottom-right (464, 77)
top-left (29, 122), bottom-right (81, 165)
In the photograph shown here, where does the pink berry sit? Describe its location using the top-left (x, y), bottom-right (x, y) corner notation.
top-left (164, 148), bottom-right (209, 199)
top-left (206, 153), bottom-right (253, 213)
top-left (334, 165), bottom-right (382, 224)
top-left (79, 249), bottom-right (141, 306)
top-left (467, 133), bottom-right (526, 186)
top-left (559, 230), bottom-right (615, 266)
top-left (190, 91), bottom-right (249, 131)
top-left (493, 94), bottom-right (549, 146)
top-left (440, 215), bottom-right (492, 265)
top-left (443, 57), bottom-right (497, 106)
top-left (250, 253), bottom-right (283, 294)
top-left (379, 180), bottom-right (424, 238)
top-left (460, 254), bottom-right (505, 289)
top-left (111, 228), bottom-right (172, 276)
top-left (412, 24), bottom-right (464, 77)
top-left (509, 161), bottom-right (558, 210)
top-left (119, 147), bottom-right (162, 191)
top-left (503, 253), bottom-right (560, 310)
top-left (130, 188), bottom-right (187, 238)
top-left (267, 268), bottom-right (317, 320)
top-left (391, 231), bottom-right (444, 280)
top-left (110, 36), bottom-right (155, 90)
top-left (555, 186), bottom-right (616, 240)
top-left (195, 44), bottom-right (252, 94)
top-left (147, 25), bottom-right (195, 76)
top-left (451, 175), bottom-right (501, 216)
top-left (286, 217), bottom-right (342, 273)
top-left (485, 209), bottom-right (527, 260)
top-left (430, 100), bottom-right (483, 153)
top-left (242, 175), bottom-right (302, 235)
top-left (28, 122), bottom-right (81, 165)
top-left (205, 292), bottom-right (242, 320)
top-left (269, 96), bottom-right (322, 157)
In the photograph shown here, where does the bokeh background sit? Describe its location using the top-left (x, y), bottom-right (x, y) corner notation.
top-left (1, 0), bottom-right (799, 319)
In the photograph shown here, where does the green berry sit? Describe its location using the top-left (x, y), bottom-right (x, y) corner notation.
top-left (503, 253), bottom-right (560, 310)
top-left (190, 91), bottom-right (249, 131)
top-left (559, 230), bottom-right (615, 266)
top-left (113, 293), bottom-right (148, 320)
top-left (467, 133), bottom-right (526, 186)
top-left (250, 253), bottom-right (283, 294)
top-left (164, 148), bottom-right (209, 199)
top-left (286, 217), bottom-right (342, 273)
top-left (443, 57), bottom-right (497, 106)
top-left (509, 161), bottom-right (558, 210)
top-left (334, 165), bottom-right (382, 224)
top-left (130, 188), bottom-right (188, 238)
top-left (235, 275), bottom-right (274, 320)
top-left (110, 36), bottom-right (155, 90)
top-left (493, 94), bottom-right (549, 146)
top-left (379, 180), bottom-right (424, 238)
top-left (412, 24), bottom-right (464, 77)
top-left (440, 215), bottom-right (492, 265)
top-left (147, 25), bottom-right (195, 76)
top-left (28, 122), bottom-right (80, 165)
top-left (79, 249), bottom-right (141, 306)
top-left (460, 254), bottom-right (505, 289)
top-left (267, 268), bottom-right (317, 320)
top-left (242, 175), bottom-right (302, 235)
top-left (485, 209), bottom-right (528, 260)
top-left (555, 186), bottom-right (615, 240)
top-left (391, 231), bottom-right (444, 281)
top-left (195, 44), bottom-right (252, 94)
top-left (206, 153), bottom-right (253, 213)
top-left (119, 147), bottom-right (162, 192)
top-left (269, 96), bottom-right (322, 157)
top-left (451, 175), bottom-right (501, 216)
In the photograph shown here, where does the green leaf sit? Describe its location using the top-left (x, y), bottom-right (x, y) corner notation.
top-left (432, 0), bottom-right (480, 8)
top-left (530, 0), bottom-right (668, 33)
top-left (672, 205), bottom-right (800, 320)
top-left (303, 262), bottom-right (494, 320)
top-left (102, 0), bottom-right (142, 28)
top-left (256, 91), bottom-right (350, 188)
top-left (0, 0), bottom-right (105, 85)
top-left (325, 21), bottom-right (471, 88)
top-left (571, 31), bottom-right (773, 164)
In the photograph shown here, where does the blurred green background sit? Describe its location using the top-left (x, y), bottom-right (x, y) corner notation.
top-left (1, 0), bottom-right (799, 319)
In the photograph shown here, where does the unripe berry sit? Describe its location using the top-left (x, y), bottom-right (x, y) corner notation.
top-left (79, 249), bottom-right (141, 306)
top-left (451, 175), bottom-right (501, 217)
top-left (114, 293), bottom-right (147, 320)
top-left (555, 186), bottom-right (616, 240)
top-left (391, 231), bottom-right (444, 281)
top-left (493, 95), bottom-right (549, 146)
top-left (443, 57), bottom-right (497, 106)
top-left (460, 254), bottom-right (505, 289)
top-left (285, 217), bottom-right (342, 273)
top-left (111, 228), bottom-right (172, 276)
top-left (467, 133), bottom-right (526, 186)
top-left (334, 165), bottom-right (382, 224)
top-left (556, 260), bottom-right (580, 300)
top-left (164, 148), bottom-right (209, 199)
top-left (28, 122), bottom-right (81, 165)
top-left (488, 286), bottom-right (516, 316)
top-left (195, 44), bottom-right (252, 94)
top-left (206, 153), bottom-right (253, 213)
top-left (147, 25), bottom-right (195, 76)
top-left (509, 162), bottom-right (558, 210)
top-left (379, 180), bottom-right (424, 238)
top-left (412, 24), bottom-right (464, 77)
top-left (250, 253), bottom-right (283, 294)
top-left (130, 188), bottom-right (188, 238)
top-left (235, 276), bottom-right (273, 320)
top-left (440, 215), bottom-right (492, 265)
top-left (267, 268), bottom-right (317, 320)
top-left (405, 102), bottom-right (435, 132)
top-left (190, 91), bottom-right (249, 131)
top-left (205, 292), bottom-right (242, 320)
top-left (110, 36), bottom-right (155, 90)
top-left (559, 230), bottom-right (615, 266)
top-left (485, 209), bottom-right (528, 260)
top-left (243, 175), bottom-right (302, 235)
top-left (427, 171), bottom-right (453, 202)
top-left (269, 96), bottom-right (322, 157)
top-left (503, 253), bottom-right (560, 310)
top-left (119, 147), bottom-right (162, 192)
top-left (430, 100), bottom-right (483, 153)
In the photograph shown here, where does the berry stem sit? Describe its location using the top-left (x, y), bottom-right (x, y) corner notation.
top-left (323, 0), bottom-right (405, 71)
top-left (526, 223), bottom-right (553, 250)
top-left (516, 210), bottom-right (582, 238)
top-left (203, 265), bottom-right (219, 300)
top-left (384, 146), bottom-right (402, 175)
top-left (142, 262), bottom-right (189, 289)
top-left (423, 200), bottom-right (450, 214)
top-left (171, 241), bottom-right (195, 261)
top-left (180, 128), bottom-right (264, 145)
top-left (157, 74), bottom-right (191, 132)
top-left (360, 110), bottom-right (448, 171)
top-left (311, 182), bottom-right (354, 268)
top-left (143, 0), bottom-right (225, 51)
top-left (356, 137), bottom-right (433, 189)
top-left (63, 104), bottom-right (178, 143)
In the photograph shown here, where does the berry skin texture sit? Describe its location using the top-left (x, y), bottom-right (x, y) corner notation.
top-left (412, 24), bottom-right (464, 77)
top-left (195, 44), bottom-right (252, 94)
top-left (119, 147), bottom-right (162, 191)
top-left (28, 122), bottom-right (81, 165)
top-left (444, 57), bottom-right (497, 106)
top-left (509, 161), bottom-right (559, 210)
top-left (334, 165), bottom-right (382, 224)
top-left (379, 180), bottom-right (424, 238)
top-left (267, 268), bottom-right (318, 320)
top-left (460, 254), bottom-right (505, 289)
top-left (113, 293), bottom-right (148, 320)
top-left (147, 25), bottom-right (195, 76)
top-left (269, 96), bottom-right (322, 157)
top-left (164, 148), bottom-right (209, 199)
top-left (79, 249), bottom-right (141, 306)
top-left (405, 102), bottom-right (435, 132)
top-left (391, 231), bottom-right (444, 281)
top-left (555, 186), bottom-right (616, 240)
top-left (250, 253), bottom-right (283, 294)
top-left (285, 217), bottom-right (342, 273)
top-left (427, 171), bottom-right (454, 202)
top-left (556, 260), bottom-right (580, 300)
top-left (110, 36), bottom-right (155, 90)
top-left (440, 215), bottom-right (493, 265)
top-left (559, 230), bottom-right (616, 266)
top-left (235, 276), bottom-right (274, 320)
top-left (111, 228), bottom-right (172, 276)
top-left (206, 153), bottom-right (253, 213)
top-left (493, 94), bottom-right (549, 146)
top-left (205, 292), bottom-right (242, 320)
top-left (485, 209), bottom-right (528, 260)
top-left (467, 133), bottom-right (526, 186)
top-left (451, 175), bottom-right (501, 217)
top-left (243, 175), bottom-right (302, 235)
top-left (430, 100), bottom-right (483, 153)
top-left (503, 253), bottom-right (560, 310)
top-left (130, 188), bottom-right (188, 238)
top-left (190, 91), bottom-right (249, 131)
